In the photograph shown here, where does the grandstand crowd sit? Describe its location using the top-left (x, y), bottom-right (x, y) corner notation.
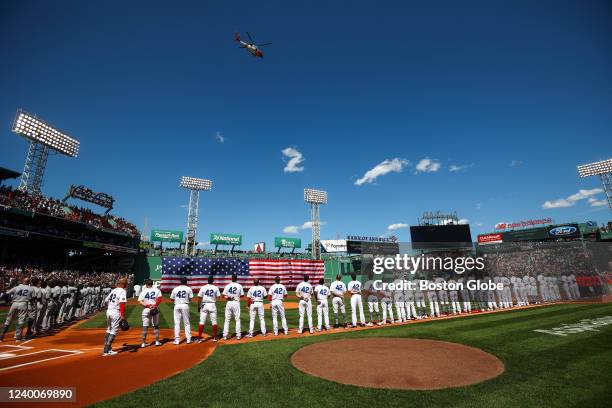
top-left (0, 186), bottom-right (138, 237)
top-left (0, 264), bottom-right (133, 341)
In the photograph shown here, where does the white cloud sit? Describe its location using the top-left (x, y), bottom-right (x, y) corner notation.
top-left (387, 223), bottom-right (409, 231)
top-left (449, 163), bottom-right (474, 172)
top-left (282, 147), bottom-right (305, 173)
top-left (588, 197), bottom-right (607, 207)
top-left (282, 225), bottom-right (299, 234)
top-left (474, 222), bottom-right (483, 227)
top-left (510, 160), bottom-right (522, 167)
top-left (215, 131), bottom-right (225, 143)
top-left (542, 188), bottom-right (603, 209)
top-left (355, 158), bottom-right (408, 186)
top-left (196, 241), bottom-right (210, 248)
top-left (415, 157), bottom-right (441, 173)
top-left (282, 221), bottom-right (326, 234)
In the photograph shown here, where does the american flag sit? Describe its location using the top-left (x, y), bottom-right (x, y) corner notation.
top-left (160, 257), bottom-right (325, 292)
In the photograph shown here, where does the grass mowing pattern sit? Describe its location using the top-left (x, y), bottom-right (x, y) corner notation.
top-left (93, 303), bottom-right (612, 408)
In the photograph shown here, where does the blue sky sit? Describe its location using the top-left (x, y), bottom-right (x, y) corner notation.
top-left (1, 0), bottom-right (611, 249)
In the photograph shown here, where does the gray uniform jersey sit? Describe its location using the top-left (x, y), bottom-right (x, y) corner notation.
top-left (8, 284), bottom-right (33, 304)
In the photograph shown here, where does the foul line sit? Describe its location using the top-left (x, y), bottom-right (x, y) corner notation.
top-left (0, 349), bottom-right (83, 372)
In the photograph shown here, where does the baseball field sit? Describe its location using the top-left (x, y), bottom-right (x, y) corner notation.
top-left (1, 300), bottom-right (610, 407)
top-left (72, 301), bottom-right (611, 408)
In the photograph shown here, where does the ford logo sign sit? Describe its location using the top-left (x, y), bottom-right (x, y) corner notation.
top-left (549, 226), bottom-right (577, 236)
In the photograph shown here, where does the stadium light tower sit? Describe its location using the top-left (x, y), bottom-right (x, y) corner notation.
top-left (11, 109), bottom-right (80, 196)
top-left (304, 188), bottom-right (327, 260)
top-left (577, 158), bottom-right (612, 211)
top-left (180, 176), bottom-right (212, 256)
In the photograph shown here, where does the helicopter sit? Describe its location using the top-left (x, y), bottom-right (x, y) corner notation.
top-left (234, 32), bottom-right (271, 58)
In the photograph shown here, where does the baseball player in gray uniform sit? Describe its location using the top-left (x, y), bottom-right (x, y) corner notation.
top-left (0, 278), bottom-right (32, 341)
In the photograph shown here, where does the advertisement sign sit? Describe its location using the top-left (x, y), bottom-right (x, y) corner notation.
top-left (548, 224), bottom-right (580, 239)
top-left (502, 227), bottom-right (549, 242)
top-left (346, 240), bottom-right (399, 255)
top-left (320, 239), bottom-right (348, 253)
top-left (275, 237), bottom-right (302, 249)
top-left (210, 233), bottom-right (242, 246)
top-left (151, 229), bottom-right (183, 243)
top-left (495, 218), bottom-right (553, 231)
top-left (477, 233), bottom-right (503, 245)
top-left (253, 242), bottom-right (266, 253)
top-left (347, 235), bottom-right (398, 243)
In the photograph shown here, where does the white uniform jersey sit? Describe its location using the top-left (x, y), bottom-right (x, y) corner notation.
top-left (268, 283), bottom-right (287, 301)
top-left (170, 285), bottom-right (194, 305)
top-left (138, 287), bottom-right (162, 306)
top-left (330, 280), bottom-right (347, 297)
top-left (105, 287), bottom-right (127, 312)
top-left (8, 284), bottom-right (33, 303)
top-left (197, 284), bottom-right (221, 303)
top-left (348, 280), bottom-right (362, 294)
top-left (247, 285), bottom-right (267, 302)
top-left (314, 284), bottom-right (330, 301)
top-left (222, 282), bottom-right (244, 301)
top-left (296, 282), bottom-right (313, 300)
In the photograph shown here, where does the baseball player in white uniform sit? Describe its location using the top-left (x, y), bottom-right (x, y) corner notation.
top-left (329, 275), bottom-right (348, 328)
top-left (0, 278), bottom-right (32, 342)
top-left (247, 279), bottom-right (267, 337)
top-left (347, 274), bottom-right (366, 327)
top-left (197, 275), bottom-right (221, 342)
top-left (314, 278), bottom-right (331, 331)
top-left (138, 279), bottom-right (162, 347)
top-left (170, 276), bottom-right (194, 345)
top-left (295, 275), bottom-right (314, 334)
top-left (268, 276), bottom-right (289, 336)
top-left (222, 273), bottom-right (244, 340)
top-left (102, 278), bottom-right (127, 356)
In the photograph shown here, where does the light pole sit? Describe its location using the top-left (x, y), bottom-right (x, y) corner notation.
top-left (577, 158), bottom-right (612, 211)
top-left (180, 176), bottom-right (212, 256)
top-left (304, 188), bottom-right (327, 260)
top-left (11, 109), bottom-right (80, 196)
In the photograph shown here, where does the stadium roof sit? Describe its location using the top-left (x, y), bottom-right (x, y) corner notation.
top-left (0, 166), bottom-right (21, 182)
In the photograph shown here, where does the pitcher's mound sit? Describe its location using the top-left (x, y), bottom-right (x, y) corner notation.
top-left (291, 338), bottom-right (504, 390)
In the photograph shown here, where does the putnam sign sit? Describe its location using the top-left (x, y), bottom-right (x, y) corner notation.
top-left (150, 229), bottom-right (183, 243)
top-left (210, 233), bottom-right (242, 246)
top-left (275, 237), bottom-right (302, 249)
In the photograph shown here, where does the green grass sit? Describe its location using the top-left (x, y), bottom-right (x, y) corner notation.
top-left (93, 303), bottom-right (612, 408)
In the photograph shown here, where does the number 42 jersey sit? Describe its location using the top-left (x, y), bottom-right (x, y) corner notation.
top-left (170, 285), bottom-right (194, 305)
